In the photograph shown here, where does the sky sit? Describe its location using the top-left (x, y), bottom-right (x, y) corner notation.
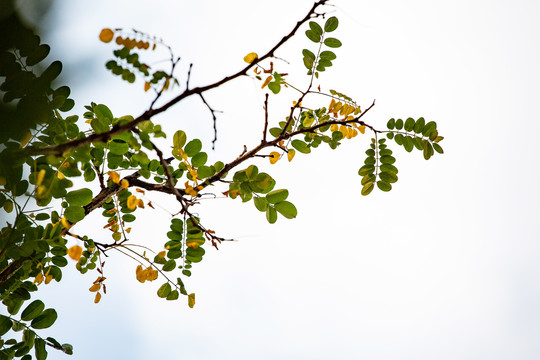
top-left (8, 0), bottom-right (540, 359)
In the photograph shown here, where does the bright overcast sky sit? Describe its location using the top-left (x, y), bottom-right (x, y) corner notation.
top-left (11, 0), bottom-right (540, 359)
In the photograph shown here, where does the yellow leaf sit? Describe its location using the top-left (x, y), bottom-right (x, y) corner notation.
top-left (20, 132), bottom-right (32, 147)
top-left (144, 82), bottom-right (151, 92)
top-left (36, 169), bottom-right (46, 187)
top-left (127, 195), bottom-right (138, 210)
top-left (94, 292), bottom-right (102, 304)
top-left (33, 273), bottom-right (44, 285)
top-left (67, 245), bottom-right (82, 261)
top-left (287, 149), bottom-right (296, 162)
top-left (36, 185), bottom-right (46, 196)
top-left (99, 28), bottom-right (114, 43)
top-left (135, 188), bottom-right (145, 194)
top-left (188, 293), bottom-right (196, 308)
top-left (125, 227), bottom-right (131, 233)
top-left (94, 276), bottom-right (106, 284)
top-left (44, 274), bottom-right (53, 284)
top-left (89, 283), bottom-right (101, 292)
top-left (61, 217), bottom-right (72, 229)
top-left (157, 251), bottom-right (166, 258)
top-left (261, 75), bottom-right (272, 89)
top-left (121, 179), bottom-right (129, 189)
top-left (163, 77), bottom-right (170, 91)
top-left (186, 241), bottom-right (199, 249)
top-left (136, 265), bottom-right (146, 283)
top-left (147, 268), bottom-right (158, 281)
top-left (328, 99), bottom-right (336, 113)
top-left (269, 151), bottom-right (280, 164)
top-left (108, 171), bottom-right (120, 184)
top-left (57, 172), bottom-right (65, 180)
top-left (243, 52), bottom-right (258, 64)
top-left (330, 124), bottom-right (339, 132)
top-left (358, 125), bottom-right (366, 134)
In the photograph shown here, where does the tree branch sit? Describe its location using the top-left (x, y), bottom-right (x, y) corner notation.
top-left (20, 0), bottom-right (330, 158)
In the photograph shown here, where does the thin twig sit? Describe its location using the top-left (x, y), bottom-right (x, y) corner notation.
top-left (262, 93), bottom-right (269, 142)
top-left (198, 93), bottom-right (223, 150)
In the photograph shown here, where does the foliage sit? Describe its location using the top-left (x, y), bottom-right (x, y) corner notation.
top-left (0, 0), bottom-right (443, 357)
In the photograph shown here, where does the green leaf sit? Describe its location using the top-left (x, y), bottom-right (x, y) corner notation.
top-left (41, 60), bottom-right (62, 82)
top-left (0, 315), bottom-right (12, 336)
top-left (65, 188), bottom-right (93, 207)
top-left (191, 152), bottom-right (208, 168)
top-left (358, 164), bottom-right (375, 176)
top-left (377, 180), bottom-right (392, 192)
top-left (173, 130), bottom-right (187, 149)
top-left (197, 165), bottom-right (214, 179)
top-left (380, 164), bottom-right (398, 174)
top-left (413, 137), bottom-right (424, 150)
top-left (30, 309), bottom-right (57, 329)
top-left (61, 344), bottom-right (73, 355)
top-left (422, 121), bottom-right (437, 137)
top-left (64, 206), bottom-right (85, 222)
top-left (253, 197), bottom-right (268, 212)
top-left (95, 104), bottom-right (113, 122)
top-left (380, 155), bottom-right (396, 164)
top-left (268, 81), bottom-right (281, 94)
top-left (395, 119), bottom-right (403, 130)
top-left (266, 206), bottom-right (277, 224)
top-left (364, 156), bottom-right (376, 165)
top-left (108, 140), bottom-right (129, 155)
top-left (157, 283), bottom-right (172, 298)
top-left (379, 171), bottom-right (398, 183)
top-left (274, 201), bottom-right (297, 219)
top-left (266, 189), bottom-right (289, 204)
top-left (34, 338), bottom-right (47, 360)
top-left (184, 139), bottom-right (202, 157)
top-left (167, 231), bottom-right (183, 241)
top-left (166, 290), bottom-right (179, 301)
top-left (291, 139), bottom-right (311, 154)
top-left (423, 141), bottom-right (434, 160)
top-left (305, 29), bottom-right (321, 43)
top-left (302, 49), bottom-right (315, 60)
top-left (269, 127), bottom-right (282, 138)
top-left (324, 38), bottom-right (342, 48)
top-left (319, 51), bottom-right (336, 60)
top-left (52, 256), bottom-right (68, 267)
top-left (324, 16), bottom-right (339, 32)
top-left (162, 259), bottom-right (176, 272)
top-left (26, 44), bottom-right (50, 66)
top-left (403, 136), bottom-right (414, 152)
top-left (303, 57), bottom-right (314, 70)
top-left (433, 143), bottom-right (444, 154)
top-left (309, 21), bottom-right (323, 35)
top-left (404, 117), bottom-right (415, 131)
top-left (387, 118), bottom-right (395, 129)
top-left (361, 173), bottom-right (376, 186)
top-left (361, 182), bottom-right (374, 196)
top-left (122, 214), bottom-right (136, 222)
top-left (414, 117), bottom-right (425, 133)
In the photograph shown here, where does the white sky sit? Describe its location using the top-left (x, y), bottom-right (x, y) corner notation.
top-left (11, 0), bottom-right (540, 359)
